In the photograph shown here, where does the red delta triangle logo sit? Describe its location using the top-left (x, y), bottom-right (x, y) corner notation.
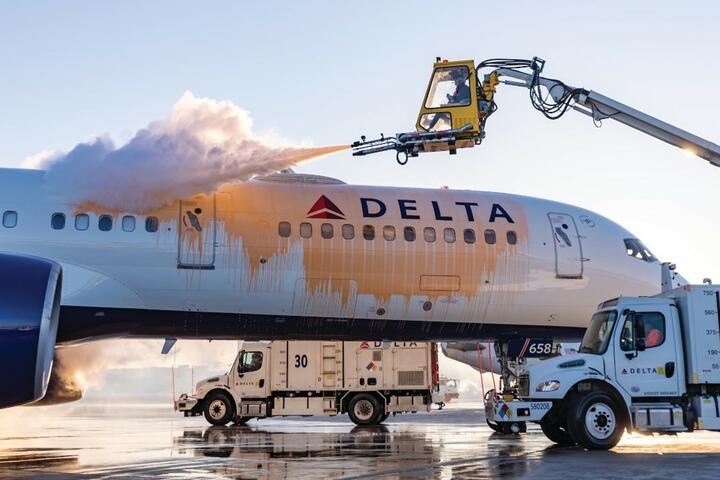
top-left (307, 195), bottom-right (345, 220)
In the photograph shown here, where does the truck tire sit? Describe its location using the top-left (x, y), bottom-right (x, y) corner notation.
top-left (203, 391), bottom-right (235, 426)
top-left (233, 416), bottom-right (251, 425)
top-left (540, 419), bottom-right (575, 446)
top-left (348, 394), bottom-right (382, 426)
top-left (566, 391), bottom-right (625, 450)
top-left (379, 412), bottom-right (390, 423)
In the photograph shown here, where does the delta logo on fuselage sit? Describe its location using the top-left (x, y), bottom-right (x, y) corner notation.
top-left (307, 195), bottom-right (515, 224)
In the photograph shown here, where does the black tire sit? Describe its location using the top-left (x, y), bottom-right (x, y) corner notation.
top-left (233, 416), bottom-right (251, 425)
top-left (348, 394), bottom-right (383, 426)
top-left (566, 391), bottom-right (625, 450)
top-left (203, 391), bottom-right (235, 426)
top-left (540, 419), bottom-right (576, 446)
top-left (379, 412), bottom-right (390, 423)
top-left (486, 419), bottom-right (502, 433)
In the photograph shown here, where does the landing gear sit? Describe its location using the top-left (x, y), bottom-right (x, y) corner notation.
top-left (483, 338), bottom-right (558, 435)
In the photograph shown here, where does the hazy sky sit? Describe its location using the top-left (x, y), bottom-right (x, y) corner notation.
top-left (2, 2), bottom-right (718, 399)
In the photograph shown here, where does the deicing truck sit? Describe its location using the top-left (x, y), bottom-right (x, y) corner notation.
top-left (486, 266), bottom-right (720, 449)
top-left (176, 340), bottom-right (439, 426)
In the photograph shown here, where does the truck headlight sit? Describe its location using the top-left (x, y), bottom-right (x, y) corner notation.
top-left (535, 380), bottom-right (561, 392)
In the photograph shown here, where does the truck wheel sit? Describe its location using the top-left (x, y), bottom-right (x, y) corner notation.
top-left (540, 419), bottom-right (575, 446)
top-left (203, 392), bottom-right (235, 426)
top-left (486, 419), bottom-right (502, 433)
top-left (566, 391), bottom-right (625, 450)
top-left (233, 416), bottom-right (251, 425)
top-left (379, 412), bottom-right (390, 423)
top-left (348, 394), bottom-right (382, 426)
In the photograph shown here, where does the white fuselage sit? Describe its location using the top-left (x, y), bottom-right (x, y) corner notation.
top-left (0, 168), bottom-right (661, 342)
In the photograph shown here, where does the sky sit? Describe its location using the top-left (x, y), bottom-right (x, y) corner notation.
top-left (1, 1), bottom-right (719, 399)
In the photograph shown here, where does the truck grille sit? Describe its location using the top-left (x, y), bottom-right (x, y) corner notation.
top-left (518, 374), bottom-right (529, 396)
top-left (398, 371), bottom-right (425, 386)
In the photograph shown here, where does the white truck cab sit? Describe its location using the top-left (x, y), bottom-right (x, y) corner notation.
top-left (176, 340), bottom-right (439, 426)
top-left (487, 281), bottom-right (720, 449)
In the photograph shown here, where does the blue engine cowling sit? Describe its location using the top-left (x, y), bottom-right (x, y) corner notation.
top-left (0, 253), bottom-right (62, 408)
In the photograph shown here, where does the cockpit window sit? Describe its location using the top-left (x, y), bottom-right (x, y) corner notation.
top-left (624, 238), bottom-right (657, 263)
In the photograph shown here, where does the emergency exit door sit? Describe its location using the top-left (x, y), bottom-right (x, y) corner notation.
top-left (547, 212), bottom-right (583, 278)
top-left (177, 195), bottom-right (216, 269)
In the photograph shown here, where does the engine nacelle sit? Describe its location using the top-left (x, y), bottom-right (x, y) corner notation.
top-left (0, 253), bottom-right (62, 408)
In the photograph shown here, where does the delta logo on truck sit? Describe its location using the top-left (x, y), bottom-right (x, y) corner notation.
top-left (621, 366), bottom-right (666, 376)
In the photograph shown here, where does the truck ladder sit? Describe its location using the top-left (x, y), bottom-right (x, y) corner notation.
top-left (322, 344), bottom-right (340, 413)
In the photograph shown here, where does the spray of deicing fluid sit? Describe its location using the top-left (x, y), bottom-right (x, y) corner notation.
top-left (50, 339), bottom-right (241, 399)
top-left (36, 91), bottom-right (348, 212)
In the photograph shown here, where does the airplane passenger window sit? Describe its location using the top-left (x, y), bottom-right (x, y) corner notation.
top-left (484, 229), bottom-right (496, 245)
top-left (383, 225), bottom-right (396, 241)
top-left (98, 215), bottom-right (113, 232)
top-left (122, 215), bottom-right (136, 232)
top-left (74, 214), bottom-right (89, 231)
top-left (443, 228), bottom-right (456, 243)
top-left (278, 221), bottom-right (291, 238)
top-left (363, 225), bottom-right (375, 240)
top-left (507, 230), bottom-right (517, 245)
top-left (51, 213), bottom-right (66, 230)
top-left (145, 216), bottom-right (159, 233)
top-left (424, 227), bottom-right (436, 243)
top-left (2, 210), bottom-right (17, 228)
top-left (463, 229), bottom-right (476, 244)
top-left (342, 224), bottom-right (354, 240)
top-left (404, 226), bottom-right (416, 242)
top-left (300, 222), bottom-right (312, 238)
top-left (321, 223), bottom-right (333, 239)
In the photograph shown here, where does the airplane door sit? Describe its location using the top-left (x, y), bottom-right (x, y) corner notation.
top-left (547, 212), bottom-right (583, 278)
top-left (178, 195), bottom-right (216, 269)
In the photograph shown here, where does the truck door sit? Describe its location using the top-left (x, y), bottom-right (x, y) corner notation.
top-left (232, 348), bottom-right (269, 399)
top-left (178, 195), bottom-right (216, 269)
top-left (613, 309), bottom-right (681, 398)
top-left (547, 213), bottom-right (583, 278)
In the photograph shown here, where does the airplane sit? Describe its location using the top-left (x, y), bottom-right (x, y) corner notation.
top-left (441, 341), bottom-right (580, 376)
top-left (0, 166), bottom-right (667, 409)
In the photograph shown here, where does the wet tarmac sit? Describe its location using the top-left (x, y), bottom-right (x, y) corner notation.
top-left (1, 402), bottom-right (720, 479)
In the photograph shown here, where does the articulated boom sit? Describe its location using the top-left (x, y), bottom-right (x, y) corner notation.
top-left (352, 56), bottom-right (720, 167)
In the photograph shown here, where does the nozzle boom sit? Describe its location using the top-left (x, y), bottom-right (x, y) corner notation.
top-left (351, 124), bottom-right (474, 164)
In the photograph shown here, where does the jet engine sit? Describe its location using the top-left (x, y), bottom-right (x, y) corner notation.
top-left (28, 351), bottom-right (86, 406)
top-left (0, 253), bottom-right (62, 408)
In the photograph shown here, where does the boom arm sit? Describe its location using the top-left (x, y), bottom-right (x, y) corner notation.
top-left (352, 57), bottom-right (720, 168)
top-left (494, 65), bottom-right (720, 167)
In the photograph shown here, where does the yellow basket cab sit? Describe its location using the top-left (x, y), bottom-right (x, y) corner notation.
top-left (415, 59), bottom-right (482, 153)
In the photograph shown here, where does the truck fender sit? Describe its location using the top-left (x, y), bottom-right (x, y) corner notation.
top-left (563, 379), bottom-right (631, 428)
top-left (202, 387), bottom-right (240, 412)
top-left (340, 391), bottom-right (386, 414)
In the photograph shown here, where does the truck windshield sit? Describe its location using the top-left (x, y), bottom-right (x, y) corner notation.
top-left (579, 310), bottom-right (618, 354)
